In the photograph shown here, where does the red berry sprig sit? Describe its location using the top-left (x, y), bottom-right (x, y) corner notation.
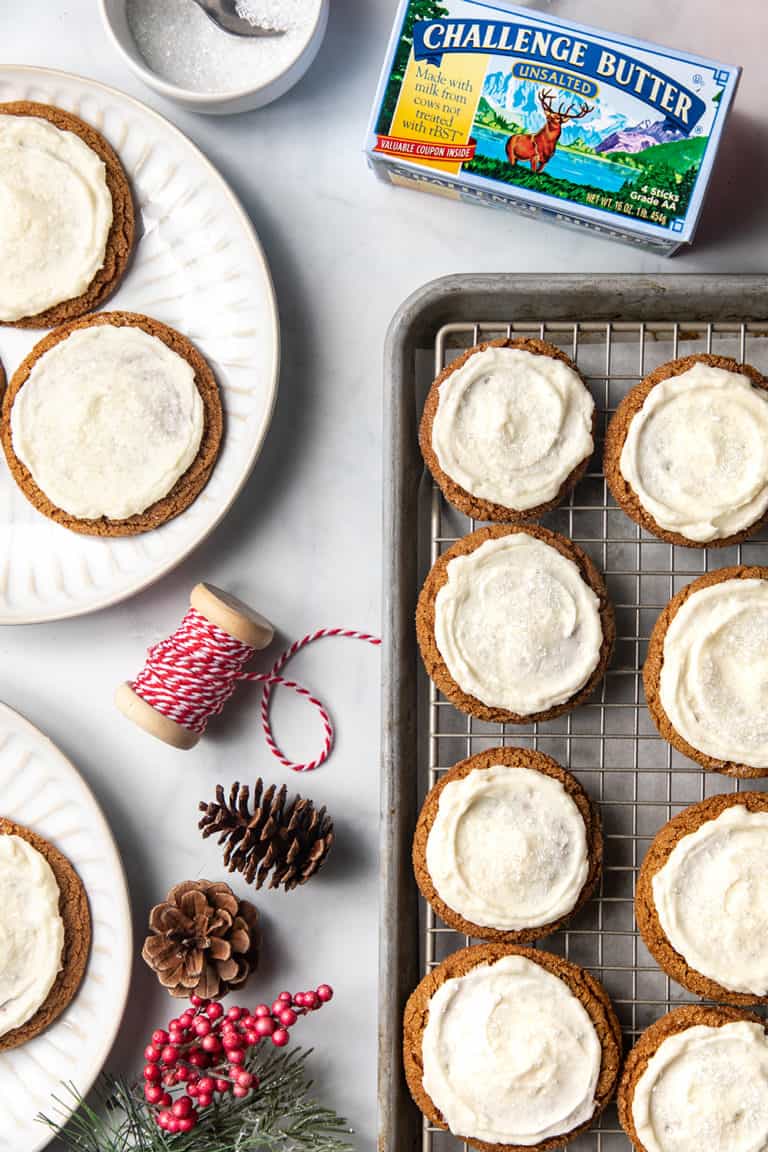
top-left (142, 984), bottom-right (333, 1134)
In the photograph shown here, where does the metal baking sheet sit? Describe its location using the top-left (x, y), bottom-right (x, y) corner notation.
top-left (380, 274), bottom-right (768, 1152)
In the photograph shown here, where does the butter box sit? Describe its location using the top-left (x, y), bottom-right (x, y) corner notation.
top-left (365, 1), bottom-right (740, 253)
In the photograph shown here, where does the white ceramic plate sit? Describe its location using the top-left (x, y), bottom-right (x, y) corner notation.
top-left (0, 66), bottom-right (279, 624)
top-left (0, 703), bottom-right (132, 1152)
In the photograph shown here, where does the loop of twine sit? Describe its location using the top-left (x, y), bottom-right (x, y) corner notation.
top-left (131, 609), bottom-right (380, 771)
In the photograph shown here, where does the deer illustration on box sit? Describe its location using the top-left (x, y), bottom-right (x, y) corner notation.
top-left (506, 89), bottom-right (593, 173)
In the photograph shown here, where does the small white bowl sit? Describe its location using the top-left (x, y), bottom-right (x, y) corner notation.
top-left (99, 0), bottom-right (329, 114)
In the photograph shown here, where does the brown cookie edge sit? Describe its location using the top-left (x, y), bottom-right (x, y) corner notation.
top-left (415, 524), bottom-right (615, 723)
top-left (604, 354), bottom-right (768, 549)
top-left (403, 943), bottom-right (623, 1152)
top-left (0, 101), bottom-right (135, 328)
top-left (412, 746), bottom-right (602, 943)
top-left (617, 1004), bottom-right (766, 1152)
top-left (0, 310), bottom-right (224, 537)
top-left (643, 565), bottom-right (768, 778)
top-left (635, 792), bottom-right (768, 1005)
top-left (0, 817), bottom-right (91, 1052)
top-left (419, 337), bottom-right (596, 523)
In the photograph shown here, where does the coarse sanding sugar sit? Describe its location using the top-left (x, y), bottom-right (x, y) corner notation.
top-left (235, 0), bottom-right (294, 30)
top-left (126, 0), bottom-right (321, 93)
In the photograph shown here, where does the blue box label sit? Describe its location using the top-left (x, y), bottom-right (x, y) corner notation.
top-left (366, 0), bottom-right (741, 251)
top-left (412, 19), bottom-right (707, 132)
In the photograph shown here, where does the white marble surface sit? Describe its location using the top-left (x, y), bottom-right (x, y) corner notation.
top-left (0, 1), bottom-right (766, 1147)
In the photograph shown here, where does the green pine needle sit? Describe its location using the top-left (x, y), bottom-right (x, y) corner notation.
top-left (38, 1048), bottom-right (354, 1152)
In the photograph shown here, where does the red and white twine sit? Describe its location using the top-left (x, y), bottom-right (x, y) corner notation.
top-left (130, 608), bottom-right (381, 771)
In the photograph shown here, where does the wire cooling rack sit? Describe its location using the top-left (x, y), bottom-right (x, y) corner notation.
top-left (422, 317), bottom-right (768, 1152)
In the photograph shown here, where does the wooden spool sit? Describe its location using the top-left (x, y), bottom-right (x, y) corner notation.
top-left (115, 583), bottom-right (274, 750)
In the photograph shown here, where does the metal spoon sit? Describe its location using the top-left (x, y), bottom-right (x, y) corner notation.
top-left (190, 0), bottom-right (284, 37)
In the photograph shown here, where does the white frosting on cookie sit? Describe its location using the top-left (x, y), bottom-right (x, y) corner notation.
top-left (619, 362), bottom-right (768, 542)
top-left (11, 324), bottom-right (205, 521)
top-left (0, 114), bottom-right (113, 321)
top-left (632, 1021), bottom-right (768, 1152)
top-left (659, 578), bottom-right (768, 769)
top-left (431, 346), bottom-right (594, 511)
top-left (653, 805), bottom-right (768, 995)
top-left (425, 763), bottom-right (589, 930)
top-left (434, 533), bottom-right (603, 715)
top-left (0, 834), bottom-right (65, 1038)
top-left (421, 954), bottom-right (602, 1146)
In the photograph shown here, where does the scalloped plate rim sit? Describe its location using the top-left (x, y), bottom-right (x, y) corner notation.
top-left (0, 700), bottom-right (133, 1151)
top-left (0, 65), bottom-right (280, 626)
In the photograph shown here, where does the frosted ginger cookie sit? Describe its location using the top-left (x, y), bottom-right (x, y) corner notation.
top-left (0, 311), bottom-right (223, 537)
top-left (644, 566), bottom-right (768, 777)
top-left (618, 1005), bottom-right (768, 1152)
top-left (420, 337), bottom-right (595, 522)
top-left (416, 524), bottom-right (614, 723)
top-left (403, 944), bottom-right (622, 1152)
top-left (636, 792), bottom-right (768, 1004)
top-left (413, 747), bottom-right (602, 942)
top-left (0, 818), bottom-right (90, 1051)
top-left (604, 354), bottom-right (768, 547)
top-left (0, 101), bottom-right (134, 327)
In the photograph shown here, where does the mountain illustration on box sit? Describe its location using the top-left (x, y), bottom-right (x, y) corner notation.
top-left (482, 75), bottom-right (683, 153)
top-left (483, 74), bottom-right (623, 147)
top-left (466, 73), bottom-right (704, 226)
top-left (595, 119), bottom-right (684, 154)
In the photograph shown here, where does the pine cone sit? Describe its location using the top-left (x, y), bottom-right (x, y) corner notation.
top-left (142, 880), bottom-right (259, 999)
top-left (198, 779), bottom-right (334, 892)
